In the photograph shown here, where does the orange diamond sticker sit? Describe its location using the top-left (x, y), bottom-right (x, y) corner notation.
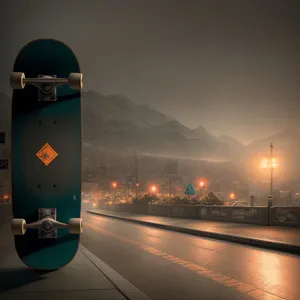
top-left (36, 143), bottom-right (58, 166)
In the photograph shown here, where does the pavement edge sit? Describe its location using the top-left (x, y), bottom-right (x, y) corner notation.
top-left (79, 244), bottom-right (152, 300)
top-left (87, 210), bottom-right (300, 256)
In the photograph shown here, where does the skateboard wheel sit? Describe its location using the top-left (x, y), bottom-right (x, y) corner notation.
top-left (10, 72), bottom-right (25, 89)
top-left (68, 73), bottom-right (83, 90)
top-left (11, 218), bottom-right (26, 235)
top-left (68, 218), bottom-right (83, 234)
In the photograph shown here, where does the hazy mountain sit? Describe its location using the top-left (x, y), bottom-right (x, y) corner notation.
top-left (218, 135), bottom-right (244, 147)
top-left (217, 135), bottom-right (245, 156)
top-left (82, 91), bottom-right (171, 128)
top-left (247, 128), bottom-right (300, 153)
top-left (81, 91), bottom-right (240, 159)
top-left (192, 125), bottom-right (213, 139)
top-left (0, 90), bottom-right (245, 160)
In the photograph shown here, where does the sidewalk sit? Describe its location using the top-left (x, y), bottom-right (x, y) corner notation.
top-left (87, 209), bottom-right (300, 255)
top-left (0, 222), bottom-right (151, 300)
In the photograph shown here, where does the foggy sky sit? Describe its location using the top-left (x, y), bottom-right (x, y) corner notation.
top-left (0, 0), bottom-right (299, 144)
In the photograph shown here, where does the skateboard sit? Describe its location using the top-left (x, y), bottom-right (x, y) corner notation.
top-left (10, 39), bottom-right (83, 270)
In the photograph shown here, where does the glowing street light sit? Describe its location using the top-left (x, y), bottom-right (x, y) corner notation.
top-left (149, 185), bottom-right (158, 204)
top-left (229, 193), bottom-right (236, 200)
top-left (150, 185), bottom-right (157, 193)
top-left (261, 157), bottom-right (278, 170)
top-left (198, 181), bottom-right (205, 199)
top-left (112, 181), bottom-right (117, 204)
top-left (260, 142), bottom-right (279, 206)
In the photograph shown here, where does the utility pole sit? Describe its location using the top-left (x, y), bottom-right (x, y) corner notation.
top-left (265, 142), bottom-right (278, 207)
top-left (135, 152), bottom-right (139, 200)
top-left (168, 176), bottom-right (172, 198)
top-left (127, 181), bottom-right (130, 199)
top-left (270, 142), bottom-right (274, 201)
top-left (113, 187), bottom-right (116, 204)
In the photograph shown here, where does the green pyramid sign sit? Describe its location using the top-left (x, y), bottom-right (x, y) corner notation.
top-left (184, 183), bottom-right (195, 195)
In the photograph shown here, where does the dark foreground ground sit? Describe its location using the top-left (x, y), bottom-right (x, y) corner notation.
top-left (82, 210), bottom-right (300, 300)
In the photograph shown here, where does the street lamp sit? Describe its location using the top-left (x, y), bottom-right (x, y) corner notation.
top-left (150, 185), bottom-right (158, 204)
top-left (199, 181), bottom-right (205, 199)
top-left (112, 181), bottom-right (117, 204)
top-left (260, 142), bottom-right (278, 206)
top-left (150, 185), bottom-right (157, 193)
top-left (229, 193), bottom-right (236, 200)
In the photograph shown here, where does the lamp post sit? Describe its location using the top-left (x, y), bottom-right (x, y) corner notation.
top-left (150, 185), bottom-right (157, 204)
top-left (229, 193), bottom-right (236, 202)
top-left (261, 142), bottom-right (278, 206)
top-left (112, 181), bottom-right (117, 204)
top-left (135, 152), bottom-right (139, 200)
top-left (199, 181), bottom-right (205, 199)
top-left (150, 185), bottom-right (157, 194)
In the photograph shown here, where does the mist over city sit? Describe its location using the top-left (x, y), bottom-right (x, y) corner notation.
top-left (1, 2), bottom-right (300, 300)
top-left (0, 1), bottom-right (300, 206)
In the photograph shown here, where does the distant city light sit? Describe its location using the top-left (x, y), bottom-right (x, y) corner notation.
top-left (112, 182), bottom-right (117, 188)
top-left (150, 185), bottom-right (157, 193)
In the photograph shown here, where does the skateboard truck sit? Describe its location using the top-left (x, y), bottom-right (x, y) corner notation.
top-left (10, 72), bottom-right (83, 101)
top-left (11, 208), bottom-right (83, 238)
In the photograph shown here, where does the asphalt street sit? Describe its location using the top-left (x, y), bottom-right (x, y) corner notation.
top-left (81, 211), bottom-right (300, 300)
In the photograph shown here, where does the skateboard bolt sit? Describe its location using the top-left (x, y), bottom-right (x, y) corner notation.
top-left (43, 84), bottom-right (51, 91)
top-left (42, 220), bottom-right (53, 232)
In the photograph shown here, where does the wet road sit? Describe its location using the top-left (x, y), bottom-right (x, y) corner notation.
top-left (81, 211), bottom-right (300, 300)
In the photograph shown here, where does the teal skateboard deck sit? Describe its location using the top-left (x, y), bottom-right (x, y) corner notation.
top-left (10, 39), bottom-right (83, 270)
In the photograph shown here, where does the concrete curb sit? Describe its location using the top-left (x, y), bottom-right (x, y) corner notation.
top-left (80, 244), bottom-right (152, 300)
top-left (87, 210), bottom-right (300, 256)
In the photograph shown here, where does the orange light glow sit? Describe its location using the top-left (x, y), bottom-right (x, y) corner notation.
top-left (261, 157), bottom-right (279, 169)
top-left (112, 182), bottom-right (117, 188)
top-left (271, 157), bottom-right (279, 169)
top-left (196, 178), bottom-right (207, 188)
top-left (150, 185), bottom-right (157, 193)
top-left (261, 158), bottom-right (268, 169)
top-left (229, 193), bottom-right (235, 199)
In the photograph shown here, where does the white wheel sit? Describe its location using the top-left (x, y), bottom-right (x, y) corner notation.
top-left (11, 218), bottom-right (26, 235)
top-left (68, 73), bottom-right (83, 90)
top-left (68, 218), bottom-right (83, 234)
top-left (10, 72), bottom-right (26, 89)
